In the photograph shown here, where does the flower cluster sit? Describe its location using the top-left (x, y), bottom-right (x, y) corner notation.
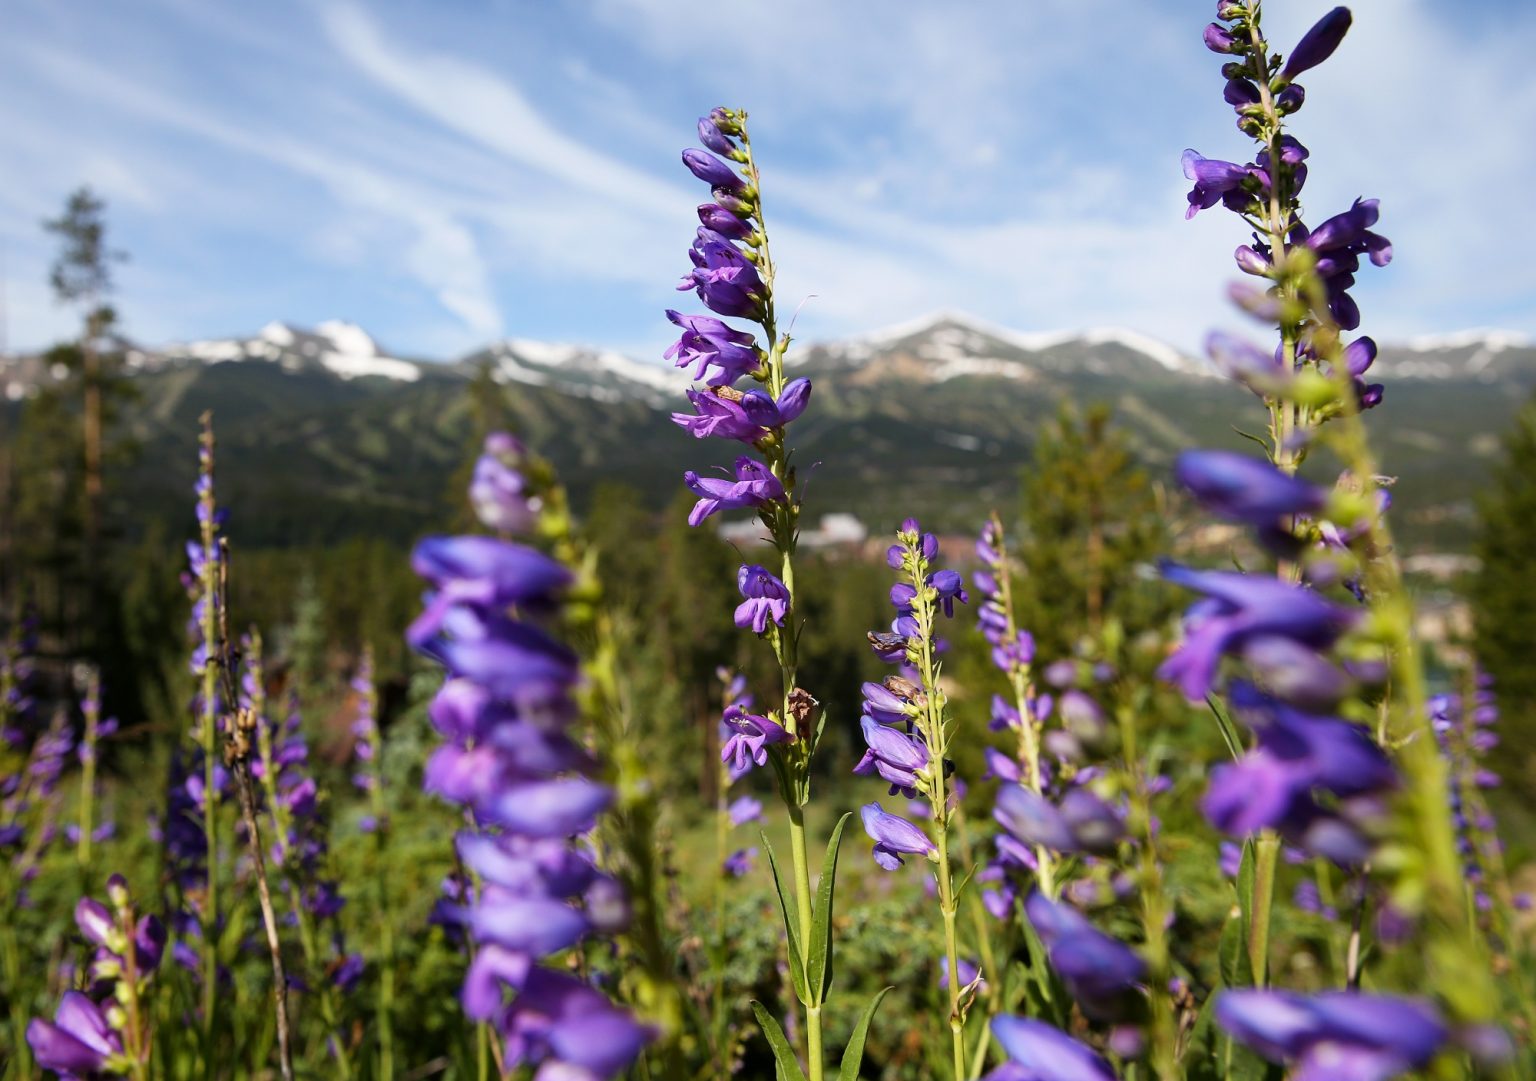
top-left (1189, 4), bottom-right (1389, 410)
top-left (856, 518), bottom-right (967, 869)
top-left (715, 669), bottom-right (763, 877)
top-left (409, 433), bottom-right (649, 1077)
top-left (246, 652), bottom-right (361, 993)
top-left (1216, 989), bottom-right (1449, 1079)
top-left (28, 875), bottom-right (164, 1078)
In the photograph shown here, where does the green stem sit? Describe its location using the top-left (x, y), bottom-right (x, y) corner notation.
top-left (786, 804), bottom-right (823, 1081)
top-left (935, 830), bottom-right (967, 1080)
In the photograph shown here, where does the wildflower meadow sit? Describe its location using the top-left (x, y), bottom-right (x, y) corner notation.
top-left (3, 4), bottom-right (1535, 1080)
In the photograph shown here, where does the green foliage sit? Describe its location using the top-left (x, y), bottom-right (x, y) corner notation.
top-left (1013, 401), bottom-right (1173, 660)
top-left (1471, 397), bottom-right (1536, 794)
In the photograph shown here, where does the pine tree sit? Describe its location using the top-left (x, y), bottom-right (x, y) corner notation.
top-left (1470, 399), bottom-right (1536, 772)
top-left (43, 187), bottom-right (126, 575)
top-left (1013, 401), bottom-right (1172, 661)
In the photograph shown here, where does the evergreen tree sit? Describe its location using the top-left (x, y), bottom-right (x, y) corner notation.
top-left (1013, 401), bottom-right (1171, 661)
top-left (43, 187), bottom-right (126, 573)
top-left (1470, 399), bottom-right (1536, 779)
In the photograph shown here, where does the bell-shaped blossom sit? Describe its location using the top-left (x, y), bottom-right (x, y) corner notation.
top-left (681, 148), bottom-right (742, 191)
top-left (853, 715), bottom-right (930, 796)
top-left (723, 847), bottom-right (757, 877)
top-left (727, 796), bottom-right (763, 826)
top-left (1175, 451), bottom-right (1326, 531)
top-left (1158, 563), bottom-right (1359, 701)
top-left (1025, 893), bottom-right (1146, 1021)
top-left (1216, 989), bottom-right (1446, 1081)
top-left (663, 309), bottom-right (761, 385)
top-left (1203, 684), bottom-right (1395, 863)
top-left (678, 228), bottom-right (766, 320)
top-left (27, 992), bottom-right (121, 1076)
top-left (734, 564), bottom-right (791, 633)
top-left (860, 802), bottom-right (935, 870)
top-left (1206, 331), bottom-right (1292, 396)
top-left (470, 433), bottom-right (539, 534)
top-left (683, 457), bottom-right (785, 526)
top-left (720, 706), bottom-right (790, 774)
top-left (1182, 150), bottom-right (1256, 218)
top-left (985, 1014), bottom-right (1117, 1081)
top-left (1281, 7), bottom-right (1352, 80)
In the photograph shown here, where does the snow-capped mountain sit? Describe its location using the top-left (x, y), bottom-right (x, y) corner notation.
top-left (458, 338), bottom-right (681, 407)
top-left (147, 321), bottom-right (426, 383)
top-left (794, 311), bottom-right (1211, 381)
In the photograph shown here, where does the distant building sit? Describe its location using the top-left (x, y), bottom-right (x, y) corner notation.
top-left (717, 512), bottom-right (868, 551)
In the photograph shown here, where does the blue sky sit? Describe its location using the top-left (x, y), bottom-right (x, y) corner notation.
top-left (3, 0), bottom-right (1533, 360)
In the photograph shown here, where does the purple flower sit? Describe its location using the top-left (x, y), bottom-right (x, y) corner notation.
top-left (470, 433), bottom-right (538, 534)
top-left (853, 715), bottom-right (931, 797)
top-left (1216, 989), bottom-right (1446, 1081)
top-left (678, 229), bottom-right (766, 320)
top-left (1158, 563), bottom-right (1359, 701)
top-left (1282, 7), bottom-right (1352, 80)
top-left (995, 785), bottom-right (1125, 856)
top-left (672, 386), bottom-right (780, 442)
top-left (720, 706), bottom-right (791, 774)
top-left (723, 847), bottom-right (757, 877)
top-left (1175, 450), bottom-right (1326, 528)
top-left (860, 802), bottom-right (935, 870)
top-left (1182, 150), bottom-right (1255, 218)
top-left (27, 992), bottom-right (121, 1076)
top-left (1203, 22), bottom-right (1241, 54)
top-left (683, 456), bottom-right (786, 526)
top-left (1025, 892), bottom-right (1146, 1022)
top-left (939, 957), bottom-right (981, 991)
top-left (985, 1015), bottom-right (1116, 1081)
top-left (1203, 684), bottom-right (1395, 863)
top-left (1205, 331), bottom-right (1291, 396)
top-left (663, 310), bottom-right (761, 385)
top-left (698, 202), bottom-right (751, 239)
top-left (681, 148), bottom-right (742, 191)
top-left (727, 796), bottom-right (763, 826)
top-left (734, 564), bottom-right (791, 634)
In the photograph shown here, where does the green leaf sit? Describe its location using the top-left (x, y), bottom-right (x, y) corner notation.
top-left (751, 1000), bottom-right (809, 1081)
top-left (1205, 693), bottom-right (1245, 762)
top-left (836, 986), bottom-right (892, 1081)
top-left (808, 811), bottom-right (851, 1005)
top-left (761, 830), bottom-right (809, 1004)
top-left (1218, 905), bottom-right (1253, 990)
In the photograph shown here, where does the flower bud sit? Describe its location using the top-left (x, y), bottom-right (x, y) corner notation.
top-left (1204, 22), bottom-right (1242, 53)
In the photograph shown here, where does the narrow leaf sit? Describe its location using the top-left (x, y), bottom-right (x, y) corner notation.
top-left (1205, 693), bottom-right (1245, 762)
top-left (808, 812), bottom-right (851, 1004)
top-left (836, 986), bottom-right (892, 1081)
top-left (751, 1000), bottom-right (809, 1081)
top-left (761, 830), bottom-right (809, 1004)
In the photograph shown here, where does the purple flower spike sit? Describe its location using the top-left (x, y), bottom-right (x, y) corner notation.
top-left (987, 1015), bottom-right (1116, 1081)
top-left (860, 802), bottom-right (935, 870)
top-left (683, 456), bottom-right (786, 526)
top-left (681, 148), bottom-right (743, 191)
top-left (1282, 7), bottom-right (1352, 80)
top-left (734, 563), bottom-right (791, 633)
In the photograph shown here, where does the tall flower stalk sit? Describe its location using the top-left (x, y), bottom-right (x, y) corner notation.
top-left (1176, 0), bottom-right (1499, 1046)
top-left (671, 107), bottom-right (872, 1081)
top-left (188, 412), bottom-right (224, 1053)
top-left (350, 648), bottom-right (396, 1080)
top-left (409, 434), bottom-right (652, 1080)
top-left (855, 518), bottom-right (972, 1078)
